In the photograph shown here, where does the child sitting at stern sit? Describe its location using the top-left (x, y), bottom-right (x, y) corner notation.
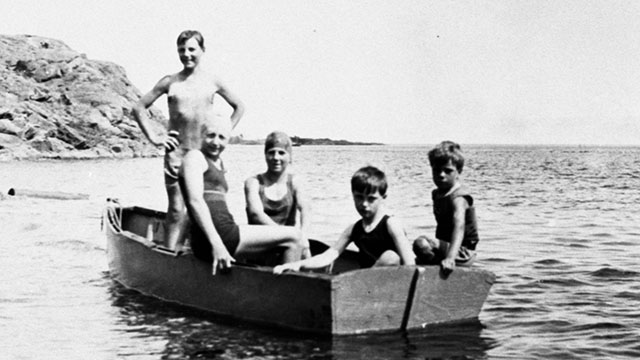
top-left (413, 141), bottom-right (479, 274)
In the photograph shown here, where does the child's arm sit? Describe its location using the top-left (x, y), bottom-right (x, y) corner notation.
top-left (292, 175), bottom-right (312, 256)
top-left (132, 76), bottom-right (176, 149)
top-left (214, 77), bottom-right (245, 129)
top-left (441, 196), bottom-right (469, 273)
top-left (181, 151), bottom-right (235, 275)
top-left (386, 217), bottom-right (415, 265)
top-left (244, 176), bottom-right (280, 226)
top-left (273, 224), bottom-right (354, 274)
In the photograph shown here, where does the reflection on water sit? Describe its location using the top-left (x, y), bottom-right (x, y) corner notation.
top-left (108, 281), bottom-right (495, 360)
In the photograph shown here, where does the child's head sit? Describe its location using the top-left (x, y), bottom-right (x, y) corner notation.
top-left (351, 166), bottom-right (388, 197)
top-left (264, 131), bottom-right (293, 173)
top-left (200, 116), bottom-right (231, 158)
top-left (351, 166), bottom-right (388, 220)
top-left (428, 141), bottom-right (465, 172)
top-left (177, 30), bottom-right (205, 50)
top-left (428, 141), bottom-right (464, 191)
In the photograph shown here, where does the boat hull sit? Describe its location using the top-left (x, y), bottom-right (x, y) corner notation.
top-left (104, 203), bottom-right (495, 335)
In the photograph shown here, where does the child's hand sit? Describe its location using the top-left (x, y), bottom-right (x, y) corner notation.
top-left (211, 247), bottom-right (235, 276)
top-left (273, 262), bottom-right (300, 275)
top-left (163, 130), bottom-right (180, 152)
top-left (441, 258), bottom-right (456, 274)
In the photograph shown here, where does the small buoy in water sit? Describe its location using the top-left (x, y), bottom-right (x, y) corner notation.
top-left (7, 188), bottom-right (90, 200)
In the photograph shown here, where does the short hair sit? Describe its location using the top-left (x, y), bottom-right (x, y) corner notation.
top-left (177, 30), bottom-right (205, 51)
top-left (428, 141), bottom-right (465, 172)
top-left (351, 166), bottom-right (388, 197)
top-left (200, 116), bottom-right (231, 137)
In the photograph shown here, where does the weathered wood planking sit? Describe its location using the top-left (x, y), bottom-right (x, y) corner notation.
top-left (331, 267), bottom-right (416, 334)
top-left (406, 266), bottom-right (495, 329)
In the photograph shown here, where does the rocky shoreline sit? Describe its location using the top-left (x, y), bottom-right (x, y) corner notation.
top-left (0, 34), bottom-right (166, 161)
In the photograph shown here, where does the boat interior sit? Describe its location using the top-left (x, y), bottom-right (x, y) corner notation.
top-left (106, 204), bottom-right (362, 275)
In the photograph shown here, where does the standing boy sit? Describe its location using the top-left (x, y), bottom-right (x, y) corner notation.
top-left (132, 30), bottom-right (245, 250)
top-left (413, 141), bottom-right (479, 274)
top-left (274, 166), bottom-right (415, 274)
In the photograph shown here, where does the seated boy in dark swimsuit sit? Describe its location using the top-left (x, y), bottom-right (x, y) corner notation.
top-left (413, 141), bottom-right (480, 274)
top-left (273, 166), bottom-right (415, 274)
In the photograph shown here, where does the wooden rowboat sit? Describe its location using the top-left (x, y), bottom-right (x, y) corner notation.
top-left (103, 201), bottom-right (495, 335)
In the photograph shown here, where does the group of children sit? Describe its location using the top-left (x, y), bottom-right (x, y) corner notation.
top-left (133, 30), bottom-right (480, 276)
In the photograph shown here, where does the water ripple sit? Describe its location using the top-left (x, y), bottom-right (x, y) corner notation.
top-left (590, 267), bottom-right (639, 278)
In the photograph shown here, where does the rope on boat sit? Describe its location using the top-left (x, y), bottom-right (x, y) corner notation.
top-left (105, 198), bottom-right (123, 232)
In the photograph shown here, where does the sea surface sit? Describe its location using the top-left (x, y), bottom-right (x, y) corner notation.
top-left (1, 144), bottom-right (639, 359)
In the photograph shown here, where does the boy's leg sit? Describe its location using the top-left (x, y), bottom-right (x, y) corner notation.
top-left (413, 235), bottom-right (449, 265)
top-left (414, 236), bottom-right (475, 266)
top-left (236, 225), bottom-right (302, 263)
top-left (413, 235), bottom-right (437, 264)
top-left (374, 250), bottom-right (401, 266)
top-left (164, 176), bottom-right (188, 249)
top-left (163, 149), bottom-right (188, 250)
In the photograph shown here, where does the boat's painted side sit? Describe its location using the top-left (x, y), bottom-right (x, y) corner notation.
top-left (104, 203), bottom-right (495, 335)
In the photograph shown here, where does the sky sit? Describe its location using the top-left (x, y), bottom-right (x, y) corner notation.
top-left (2, 0), bottom-right (640, 145)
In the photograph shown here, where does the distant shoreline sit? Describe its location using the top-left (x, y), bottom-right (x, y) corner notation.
top-left (229, 136), bottom-right (383, 146)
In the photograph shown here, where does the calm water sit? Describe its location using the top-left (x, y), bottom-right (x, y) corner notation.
top-left (1, 145), bottom-right (639, 359)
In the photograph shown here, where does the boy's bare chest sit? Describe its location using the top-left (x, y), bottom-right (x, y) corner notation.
top-left (168, 79), bottom-right (218, 104)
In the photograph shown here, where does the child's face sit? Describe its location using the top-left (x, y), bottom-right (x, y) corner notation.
top-left (352, 189), bottom-right (385, 221)
top-left (265, 148), bottom-right (291, 174)
top-left (201, 120), bottom-right (230, 159)
top-left (431, 160), bottom-right (460, 191)
top-left (178, 37), bottom-right (204, 69)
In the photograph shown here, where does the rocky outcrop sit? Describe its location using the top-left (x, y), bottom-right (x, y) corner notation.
top-left (0, 34), bottom-right (166, 160)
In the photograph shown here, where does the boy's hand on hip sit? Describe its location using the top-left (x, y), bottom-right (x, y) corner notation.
top-left (163, 130), bottom-right (180, 151)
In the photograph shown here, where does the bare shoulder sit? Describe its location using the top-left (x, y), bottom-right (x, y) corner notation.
top-left (182, 149), bottom-right (207, 168)
top-left (210, 73), bottom-right (233, 91)
top-left (155, 74), bottom-right (179, 91)
top-left (244, 174), bottom-right (259, 188)
top-left (209, 72), bottom-right (223, 84)
top-left (343, 222), bottom-right (356, 235)
top-left (452, 195), bottom-right (470, 210)
top-left (196, 70), bottom-right (220, 86)
top-left (385, 215), bottom-right (406, 234)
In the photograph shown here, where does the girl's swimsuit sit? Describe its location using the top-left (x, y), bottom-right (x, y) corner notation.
top-left (180, 156), bottom-right (240, 262)
top-left (248, 173), bottom-right (297, 226)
